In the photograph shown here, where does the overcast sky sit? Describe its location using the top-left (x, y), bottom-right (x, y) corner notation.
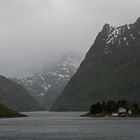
top-left (0, 0), bottom-right (140, 77)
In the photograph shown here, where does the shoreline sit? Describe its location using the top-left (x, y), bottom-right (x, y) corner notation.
top-left (81, 112), bottom-right (140, 118)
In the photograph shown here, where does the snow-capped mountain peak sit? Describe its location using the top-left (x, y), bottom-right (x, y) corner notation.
top-left (102, 18), bottom-right (140, 54)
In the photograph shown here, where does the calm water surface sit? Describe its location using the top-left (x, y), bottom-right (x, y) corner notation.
top-left (0, 111), bottom-right (140, 140)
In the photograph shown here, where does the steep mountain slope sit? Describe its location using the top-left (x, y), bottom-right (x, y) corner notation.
top-left (0, 103), bottom-right (27, 118)
top-left (14, 54), bottom-right (82, 109)
top-left (52, 18), bottom-right (140, 111)
top-left (0, 75), bottom-right (44, 111)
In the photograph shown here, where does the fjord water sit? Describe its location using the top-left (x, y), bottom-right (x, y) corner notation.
top-left (0, 112), bottom-right (140, 140)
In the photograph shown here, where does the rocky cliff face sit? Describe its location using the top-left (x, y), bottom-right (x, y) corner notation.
top-left (52, 18), bottom-right (140, 111)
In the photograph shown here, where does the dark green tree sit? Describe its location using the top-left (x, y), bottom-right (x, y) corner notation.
top-left (102, 101), bottom-right (106, 111)
top-left (106, 100), bottom-right (117, 113)
top-left (117, 100), bottom-right (127, 108)
top-left (133, 103), bottom-right (138, 110)
top-left (90, 102), bottom-right (102, 114)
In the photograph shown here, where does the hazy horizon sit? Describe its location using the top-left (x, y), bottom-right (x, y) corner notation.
top-left (0, 0), bottom-right (140, 78)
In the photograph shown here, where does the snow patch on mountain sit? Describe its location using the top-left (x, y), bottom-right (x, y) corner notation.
top-left (103, 21), bottom-right (140, 54)
top-left (13, 53), bottom-right (82, 110)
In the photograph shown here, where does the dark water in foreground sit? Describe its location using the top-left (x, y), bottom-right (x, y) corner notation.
top-left (0, 111), bottom-right (140, 140)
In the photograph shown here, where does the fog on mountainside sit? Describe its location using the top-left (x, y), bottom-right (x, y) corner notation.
top-left (13, 53), bottom-right (82, 110)
top-left (0, 0), bottom-right (140, 78)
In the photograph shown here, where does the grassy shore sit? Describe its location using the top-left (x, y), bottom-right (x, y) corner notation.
top-left (81, 112), bottom-right (110, 117)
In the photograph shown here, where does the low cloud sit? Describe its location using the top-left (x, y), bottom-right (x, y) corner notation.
top-left (0, 0), bottom-right (140, 77)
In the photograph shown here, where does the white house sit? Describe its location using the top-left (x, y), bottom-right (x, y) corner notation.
top-left (118, 107), bottom-right (127, 113)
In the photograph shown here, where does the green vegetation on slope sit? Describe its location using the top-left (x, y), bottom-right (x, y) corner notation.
top-left (52, 18), bottom-right (140, 111)
top-left (0, 75), bottom-right (44, 111)
top-left (0, 103), bottom-right (27, 118)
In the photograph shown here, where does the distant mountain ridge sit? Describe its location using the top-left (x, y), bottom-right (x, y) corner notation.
top-left (0, 75), bottom-right (44, 111)
top-left (14, 53), bottom-right (82, 109)
top-left (52, 17), bottom-right (140, 111)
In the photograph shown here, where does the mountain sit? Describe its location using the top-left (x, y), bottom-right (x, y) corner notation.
top-left (0, 103), bottom-right (27, 118)
top-left (14, 53), bottom-right (82, 110)
top-left (0, 75), bottom-right (44, 111)
top-left (52, 18), bottom-right (140, 111)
